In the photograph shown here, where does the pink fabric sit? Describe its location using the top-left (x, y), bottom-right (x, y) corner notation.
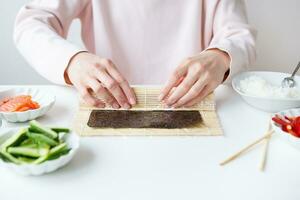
top-left (14, 0), bottom-right (256, 85)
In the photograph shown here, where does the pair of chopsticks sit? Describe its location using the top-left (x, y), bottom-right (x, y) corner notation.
top-left (220, 120), bottom-right (274, 171)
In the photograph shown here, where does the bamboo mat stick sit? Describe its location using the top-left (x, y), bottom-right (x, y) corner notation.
top-left (220, 130), bottom-right (274, 166)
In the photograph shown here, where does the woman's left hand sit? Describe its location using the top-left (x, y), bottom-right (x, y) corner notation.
top-left (159, 49), bottom-right (230, 108)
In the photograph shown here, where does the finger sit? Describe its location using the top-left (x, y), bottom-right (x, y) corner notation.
top-left (76, 84), bottom-right (105, 107)
top-left (158, 59), bottom-right (192, 101)
top-left (119, 82), bottom-right (136, 105)
top-left (164, 71), bottom-right (198, 106)
top-left (172, 77), bottom-right (207, 108)
top-left (184, 85), bottom-right (213, 107)
top-left (87, 78), bottom-right (120, 109)
top-left (94, 66), bottom-right (130, 109)
top-left (105, 62), bottom-right (137, 105)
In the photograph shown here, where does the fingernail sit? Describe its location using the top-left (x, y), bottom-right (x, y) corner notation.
top-left (123, 103), bottom-right (131, 109)
top-left (161, 101), bottom-right (168, 108)
top-left (112, 103), bottom-right (120, 109)
top-left (165, 100), bottom-right (172, 106)
top-left (163, 103), bottom-right (171, 108)
top-left (129, 98), bottom-right (136, 105)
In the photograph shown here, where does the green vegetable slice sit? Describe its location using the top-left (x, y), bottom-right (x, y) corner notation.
top-left (32, 154), bottom-right (48, 164)
top-left (48, 148), bottom-right (71, 161)
top-left (0, 128), bottom-right (27, 151)
top-left (49, 143), bottom-right (68, 156)
top-left (29, 120), bottom-right (58, 139)
top-left (0, 151), bottom-right (22, 164)
top-left (33, 143), bottom-right (69, 164)
top-left (26, 132), bottom-right (58, 146)
top-left (17, 157), bottom-right (35, 163)
top-left (20, 138), bottom-right (33, 146)
top-left (7, 147), bottom-right (49, 158)
top-left (51, 127), bottom-right (70, 133)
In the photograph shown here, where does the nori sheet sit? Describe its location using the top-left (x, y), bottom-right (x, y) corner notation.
top-left (87, 110), bottom-right (202, 129)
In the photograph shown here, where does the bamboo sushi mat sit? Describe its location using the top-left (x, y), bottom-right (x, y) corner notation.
top-left (73, 86), bottom-right (223, 136)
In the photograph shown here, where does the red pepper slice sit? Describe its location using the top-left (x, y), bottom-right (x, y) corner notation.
top-left (282, 124), bottom-right (299, 137)
top-left (284, 116), bottom-right (295, 123)
top-left (272, 116), bottom-right (290, 126)
top-left (291, 117), bottom-right (300, 137)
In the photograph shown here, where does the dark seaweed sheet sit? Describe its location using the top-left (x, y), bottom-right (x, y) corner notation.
top-left (87, 110), bottom-right (202, 129)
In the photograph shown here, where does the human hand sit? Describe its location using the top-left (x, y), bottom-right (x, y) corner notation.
top-left (65, 52), bottom-right (136, 109)
top-left (159, 49), bottom-right (230, 108)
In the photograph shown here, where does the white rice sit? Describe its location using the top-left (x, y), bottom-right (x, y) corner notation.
top-left (238, 75), bottom-right (300, 99)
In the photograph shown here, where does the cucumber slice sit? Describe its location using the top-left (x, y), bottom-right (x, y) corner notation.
top-left (33, 154), bottom-right (48, 164)
top-left (48, 148), bottom-right (71, 161)
top-left (29, 120), bottom-right (58, 139)
top-left (26, 132), bottom-right (58, 146)
top-left (20, 138), bottom-right (33, 146)
top-left (49, 143), bottom-right (67, 156)
top-left (17, 157), bottom-right (35, 163)
top-left (51, 127), bottom-right (70, 133)
top-left (0, 128), bottom-right (27, 151)
top-left (20, 138), bottom-right (38, 148)
top-left (7, 147), bottom-right (49, 158)
top-left (33, 143), bottom-right (69, 164)
top-left (37, 142), bottom-right (50, 149)
top-left (48, 143), bottom-right (70, 160)
top-left (20, 143), bottom-right (38, 148)
top-left (0, 151), bottom-right (22, 164)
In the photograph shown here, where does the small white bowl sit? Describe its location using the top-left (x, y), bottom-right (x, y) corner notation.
top-left (0, 88), bottom-right (55, 122)
top-left (232, 71), bottom-right (300, 112)
top-left (272, 108), bottom-right (300, 150)
top-left (0, 128), bottom-right (80, 176)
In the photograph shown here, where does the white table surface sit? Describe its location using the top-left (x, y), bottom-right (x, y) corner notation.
top-left (0, 85), bottom-right (299, 200)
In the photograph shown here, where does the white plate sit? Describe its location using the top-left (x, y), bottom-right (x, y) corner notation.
top-left (0, 88), bottom-right (55, 122)
top-left (232, 71), bottom-right (300, 112)
top-left (272, 108), bottom-right (300, 150)
top-left (0, 128), bottom-right (80, 176)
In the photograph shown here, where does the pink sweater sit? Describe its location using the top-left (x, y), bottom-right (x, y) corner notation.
top-left (14, 0), bottom-right (256, 85)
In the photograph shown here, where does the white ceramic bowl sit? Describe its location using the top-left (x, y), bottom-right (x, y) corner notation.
top-left (0, 88), bottom-right (55, 122)
top-left (232, 71), bottom-right (300, 112)
top-left (272, 108), bottom-right (300, 150)
top-left (0, 128), bottom-right (80, 176)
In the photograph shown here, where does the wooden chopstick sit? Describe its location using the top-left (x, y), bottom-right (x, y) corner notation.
top-left (259, 120), bottom-right (273, 171)
top-left (220, 130), bottom-right (274, 166)
top-left (259, 134), bottom-right (271, 171)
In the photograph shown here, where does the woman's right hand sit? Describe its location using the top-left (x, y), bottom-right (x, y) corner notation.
top-left (65, 52), bottom-right (136, 109)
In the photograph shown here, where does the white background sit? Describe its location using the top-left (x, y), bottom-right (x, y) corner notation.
top-left (0, 0), bottom-right (299, 84)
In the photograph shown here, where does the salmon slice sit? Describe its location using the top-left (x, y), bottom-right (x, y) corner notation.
top-left (0, 97), bottom-right (11, 107)
top-left (0, 95), bottom-right (40, 112)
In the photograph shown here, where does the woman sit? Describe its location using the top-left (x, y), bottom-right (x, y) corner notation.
top-left (14, 0), bottom-right (256, 109)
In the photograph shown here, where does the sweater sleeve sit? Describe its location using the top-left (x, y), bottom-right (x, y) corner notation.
top-left (207, 0), bottom-right (257, 84)
top-left (14, 0), bottom-right (90, 85)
